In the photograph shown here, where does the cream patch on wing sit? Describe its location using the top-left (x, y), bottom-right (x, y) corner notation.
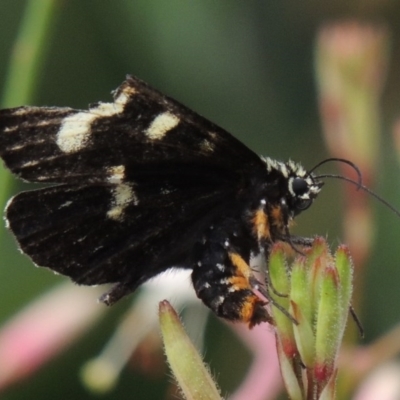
top-left (145, 112), bottom-right (180, 140)
top-left (107, 183), bottom-right (138, 221)
top-left (105, 165), bottom-right (138, 221)
top-left (56, 86), bottom-right (136, 153)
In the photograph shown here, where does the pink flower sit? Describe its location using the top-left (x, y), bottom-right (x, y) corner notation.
top-left (0, 284), bottom-right (106, 391)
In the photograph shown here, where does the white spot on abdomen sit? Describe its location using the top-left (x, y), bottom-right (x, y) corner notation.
top-left (216, 263), bottom-right (225, 272)
top-left (145, 112), bottom-right (180, 140)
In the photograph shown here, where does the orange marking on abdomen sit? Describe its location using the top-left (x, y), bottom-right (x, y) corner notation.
top-left (238, 294), bottom-right (267, 327)
top-left (227, 275), bottom-right (251, 291)
top-left (252, 208), bottom-right (270, 241)
top-left (227, 253), bottom-right (270, 326)
top-left (271, 206), bottom-right (284, 229)
top-left (229, 252), bottom-right (252, 279)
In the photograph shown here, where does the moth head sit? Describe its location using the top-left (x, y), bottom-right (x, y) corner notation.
top-left (261, 157), bottom-right (323, 217)
top-left (287, 168), bottom-right (323, 215)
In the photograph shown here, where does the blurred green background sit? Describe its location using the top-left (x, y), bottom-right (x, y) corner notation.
top-left (1, 1), bottom-right (400, 399)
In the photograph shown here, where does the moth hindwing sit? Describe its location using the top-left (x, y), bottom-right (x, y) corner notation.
top-left (0, 75), bottom-right (322, 327)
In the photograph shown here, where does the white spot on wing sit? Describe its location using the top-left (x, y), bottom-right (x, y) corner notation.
top-left (107, 183), bottom-right (138, 221)
top-left (114, 85), bottom-right (136, 105)
top-left (56, 85), bottom-right (135, 154)
top-left (56, 111), bottom-right (97, 153)
top-left (160, 187), bottom-right (172, 195)
top-left (200, 139), bottom-right (215, 153)
top-left (19, 154), bottom-right (59, 170)
top-left (4, 126), bottom-right (18, 133)
top-left (13, 108), bottom-right (31, 116)
top-left (19, 160), bottom-right (40, 168)
top-left (107, 165), bottom-right (125, 184)
top-left (36, 120), bottom-right (53, 127)
top-left (59, 200), bottom-right (73, 209)
top-left (145, 112), bottom-right (180, 140)
top-left (8, 143), bottom-right (24, 151)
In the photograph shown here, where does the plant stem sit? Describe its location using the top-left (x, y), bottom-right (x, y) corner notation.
top-left (0, 0), bottom-right (59, 235)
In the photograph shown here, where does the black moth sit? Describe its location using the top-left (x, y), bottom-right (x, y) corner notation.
top-left (0, 76), bottom-right (323, 327)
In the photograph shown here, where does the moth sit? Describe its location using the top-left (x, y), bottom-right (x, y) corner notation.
top-left (0, 75), bottom-right (325, 327)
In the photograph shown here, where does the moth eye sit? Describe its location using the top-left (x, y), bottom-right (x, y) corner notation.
top-left (295, 198), bottom-right (312, 211)
top-left (291, 177), bottom-right (309, 196)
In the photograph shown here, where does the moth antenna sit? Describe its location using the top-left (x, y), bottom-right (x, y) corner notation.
top-left (315, 174), bottom-right (400, 219)
top-left (255, 283), bottom-right (298, 325)
top-left (309, 157), bottom-right (363, 189)
top-left (309, 157), bottom-right (400, 218)
top-left (350, 305), bottom-right (365, 339)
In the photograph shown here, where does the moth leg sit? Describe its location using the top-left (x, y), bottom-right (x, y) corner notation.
top-left (99, 274), bottom-right (147, 306)
top-left (100, 281), bottom-right (135, 305)
top-left (288, 235), bottom-right (314, 246)
top-left (191, 242), bottom-right (272, 328)
top-left (277, 234), bottom-right (314, 248)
